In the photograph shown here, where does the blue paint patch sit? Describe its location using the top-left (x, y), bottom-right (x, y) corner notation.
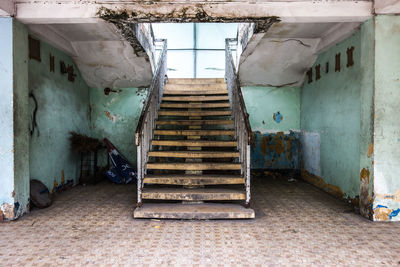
top-left (389, 209), bottom-right (400, 219)
top-left (375, 204), bottom-right (388, 209)
top-left (273, 111), bottom-right (283, 123)
top-left (251, 131), bottom-right (299, 169)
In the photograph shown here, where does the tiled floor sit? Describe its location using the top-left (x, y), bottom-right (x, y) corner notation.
top-left (1, 175), bottom-right (400, 266)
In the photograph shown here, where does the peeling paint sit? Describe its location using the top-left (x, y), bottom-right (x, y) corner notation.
top-left (0, 203), bottom-right (14, 220)
top-left (367, 143), bottom-right (373, 158)
top-left (251, 131), bottom-right (299, 169)
top-left (104, 111), bottom-right (117, 122)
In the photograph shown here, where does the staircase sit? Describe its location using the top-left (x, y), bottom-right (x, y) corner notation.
top-left (134, 40), bottom-right (254, 219)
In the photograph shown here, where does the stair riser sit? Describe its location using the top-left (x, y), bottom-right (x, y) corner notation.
top-left (158, 111), bottom-right (231, 116)
top-left (156, 120), bottom-right (233, 126)
top-left (152, 141), bottom-right (237, 147)
top-left (160, 103), bottom-right (230, 109)
top-left (142, 193), bottom-right (246, 201)
top-left (143, 178), bottom-right (244, 185)
top-left (167, 78), bottom-right (225, 84)
top-left (163, 90), bottom-right (228, 95)
top-left (148, 152), bottom-right (239, 158)
top-left (162, 96), bottom-right (229, 102)
top-left (146, 163), bottom-right (241, 171)
top-left (154, 130), bottom-right (235, 136)
top-left (165, 84), bottom-right (227, 90)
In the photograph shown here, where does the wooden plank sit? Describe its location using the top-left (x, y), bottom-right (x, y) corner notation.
top-left (160, 102), bottom-right (230, 109)
top-left (158, 110), bottom-right (231, 116)
top-left (163, 89), bottom-right (228, 95)
top-left (153, 129), bottom-right (235, 136)
top-left (156, 120), bottom-right (233, 126)
top-left (148, 150), bottom-right (239, 158)
top-left (143, 174), bottom-right (244, 185)
top-left (133, 203), bottom-right (255, 219)
top-left (142, 188), bottom-right (246, 201)
top-left (167, 78), bottom-right (225, 84)
top-left (152, 140), bottom-right (237, 147)
top-left (162, 95), bottom-right (229, 102)
top-left (165, 83), bottom-right (227, 90)
top-left (146, 162), bottom-right (241, 170)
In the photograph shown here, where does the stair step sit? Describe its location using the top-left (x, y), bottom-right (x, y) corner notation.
top-left (133, 203), bottom-right (254, 219)
top-left (148, 151), bottom-right (239, 158)
top-left (165, 83), bottom-right (227, 91)
top-left (141, 188), bottom-right (246, 201)
top-left (167, 78), bottom-right (225, 84)
top-left (160, 103), bottom-right (230, 109)
top-left (146, 162), bottom-right (241, 170)
top-left (156, 120), bottom-right (233, 126)
top-left (143, 174), bottom-right (244, 185)
top-left (152, 140), bottom-right (237, 147)
top-left (162, 95), bottom-right (229, 102)
top-left (154, 130), bottom-right (235, 136)
top-left (158, 110), bottom-right (231, 116)
top-left (163, 89), bottom-right (228, 95)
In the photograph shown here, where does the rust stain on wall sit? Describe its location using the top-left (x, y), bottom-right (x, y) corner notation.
top-left (301, 170), bottom-right (345, 199)
top-left (376, 189), bottom-right (400, 202)
top-left (367, 143), bottom-right (374, 158)
top-left (104, 111), bottom-right (116, 122)
top-left (359, 168), bottom-right (372, 219)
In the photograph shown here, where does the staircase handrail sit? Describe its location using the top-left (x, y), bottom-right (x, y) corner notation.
top-left (225, 38), bottom-right (252, 206)
top-left (135, 39), bottom-right (167, 206)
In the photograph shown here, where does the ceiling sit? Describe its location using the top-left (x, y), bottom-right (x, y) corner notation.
top-left (27, 22), bottom-right (153, 89)
top-left (239, 21), bottom-right (362, 87)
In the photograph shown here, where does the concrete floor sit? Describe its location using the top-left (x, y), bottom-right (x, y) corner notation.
top-left (1, 175), bottom-right (400, 266)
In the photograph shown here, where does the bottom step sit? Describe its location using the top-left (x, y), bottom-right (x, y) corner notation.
top-left (133, 203), bottom-right (255, 220)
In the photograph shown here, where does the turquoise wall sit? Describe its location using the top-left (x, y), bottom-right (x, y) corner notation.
top-left (242, 86), bottom-right (300, 169)
top-left (29, 37), bottom-right (91, 191)
top-left (0, 18), bottom-right (30, 219)
top-left (90, 87), bottom-right (147, 167)
top-left (0, 18), bottom-right (15, 212)
top-left (373, 15), bottom-right (400, 221)
top-left (301, 30), bottom-right (362, 198)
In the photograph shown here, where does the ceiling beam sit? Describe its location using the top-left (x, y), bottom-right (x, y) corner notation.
top-left (16, 1), bottom-right (373, 24)
top-left (315, 22), bottom-right (361, 53)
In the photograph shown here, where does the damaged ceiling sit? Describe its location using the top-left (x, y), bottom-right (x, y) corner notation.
top-left (10, 0), bottom-right (373, 88)
top-left (238, 22), bottom-right (362, 87)
top-left (27, 22), bottom-right (153, 89)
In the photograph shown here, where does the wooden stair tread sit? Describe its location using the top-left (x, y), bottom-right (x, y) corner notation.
top-left (160, 103), bottom-right (230, 109)
top-left (148, 150), bottom-right (239, 158)
top-left (156, 120), bottom-right (233, 125)
top-left (133, 203), bottom-right (254, 219)
top-left (144, 174), bottom-right (244, 185)
top-left (163, 89), bottom-right (228, 95)
top-left (146, 162), bottom-right (241, 170)
top-left (165, 83), bottom-right (227, 90)
top-left (167, 78), bottom-right (225, 84)
top-left (152, 140), bottom-right (237, 147)
top-left (162, 95), bottom-right (229, 102)
top-left (158, 110), bottom-right (231, 116)
top-left (142, 188), bottom-right (246, 201)
top-left (154, 129), bottom-right (235, 136)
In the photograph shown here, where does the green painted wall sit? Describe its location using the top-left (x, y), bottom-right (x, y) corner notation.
top-left (242, 86), bottom-right (300, 169)
top-left (373, 15), bottom-right (400, 221)
top-left (242, 86), bottom-right (300, 133)
top-left (0, 18), bottom-right (30, 219)
top-left (90, 87), bottom-right (147, 167)
top-left (301, 30), bottom-right (362, 198)
top-left (29, 36), bottom-right (91, 191)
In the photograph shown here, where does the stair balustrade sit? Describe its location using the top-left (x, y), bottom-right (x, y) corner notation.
top-left (135, 39), bottom-right (167, 207)
top-left (225, 38), bottom-right (252, 207)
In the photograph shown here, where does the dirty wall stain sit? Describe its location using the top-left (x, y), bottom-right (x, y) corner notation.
top-left (251, 131), bottom-right (299, 169)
